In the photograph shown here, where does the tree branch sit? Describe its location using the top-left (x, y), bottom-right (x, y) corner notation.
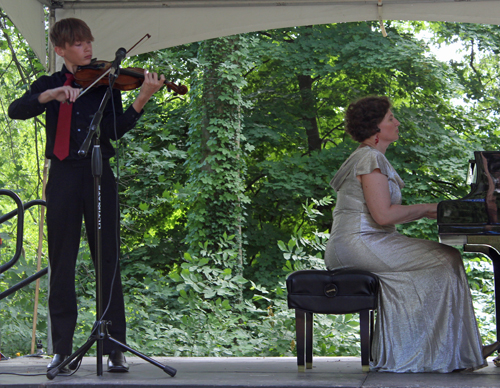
top-left (0, 13), bottom-right (28, 85)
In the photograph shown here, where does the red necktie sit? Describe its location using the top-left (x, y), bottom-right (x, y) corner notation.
top-left (53, 73), bottom-right (75, 160)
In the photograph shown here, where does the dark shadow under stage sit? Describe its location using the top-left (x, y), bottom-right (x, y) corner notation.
top-left (2, 356), bottom-right (500, 388)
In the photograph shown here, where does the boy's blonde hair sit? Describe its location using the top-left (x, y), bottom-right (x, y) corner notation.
top-left (49, 18), bottom-right (94, 48)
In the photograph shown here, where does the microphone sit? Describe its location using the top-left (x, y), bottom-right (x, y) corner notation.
top-left (109, 47), bottom-right (127, 76)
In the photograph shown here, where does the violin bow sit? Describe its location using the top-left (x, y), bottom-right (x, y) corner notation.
top-left (76, 67), bottom-right (111, 100)
top-left (126, 33), bottom-right (151, 56)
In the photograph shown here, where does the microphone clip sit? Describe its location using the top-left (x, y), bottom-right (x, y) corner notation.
top-left (109, 47), bottom-right (127, 78)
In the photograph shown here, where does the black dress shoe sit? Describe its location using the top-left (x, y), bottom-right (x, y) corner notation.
top-left (107, 350), bottom-right (129, 373)
top-left (483, 341), bottom-right (500, 359)
top-left (47, 354), bottom-right (69, 373)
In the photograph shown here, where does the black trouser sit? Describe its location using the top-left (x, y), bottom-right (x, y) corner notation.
top-left (46, 158), bottom-right (126, 355)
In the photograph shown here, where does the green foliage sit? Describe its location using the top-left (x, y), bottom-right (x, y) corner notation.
top-left (184, 35), bottom-right (253, 257)
top-left (1, 9), bottom-right (500, 359)
top-left (464, 254), bottom-right (496, 344)
top-left (0, 248), bottom-right (48, 356)
top-left (0, 10), bottom-right (50, 356)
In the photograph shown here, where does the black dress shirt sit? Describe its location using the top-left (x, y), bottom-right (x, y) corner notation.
top-left (8, 65), bottom-right (143, 160)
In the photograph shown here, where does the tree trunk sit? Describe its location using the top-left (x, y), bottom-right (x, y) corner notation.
top-left (298, 74), bottom-right (321, 152)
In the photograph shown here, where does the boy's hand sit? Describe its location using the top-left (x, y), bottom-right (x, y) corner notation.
top-left (140, 70), bottom-right (166, 99)
top-left (132, 70), bottom-right (165, 113)
top-left (39, 85), bottom-right (81, 104)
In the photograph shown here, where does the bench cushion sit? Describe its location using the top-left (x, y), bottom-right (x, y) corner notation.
top-left (287, 269), bottom-right (379, 314)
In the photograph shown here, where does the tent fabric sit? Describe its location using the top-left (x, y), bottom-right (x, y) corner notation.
top-left (54, 1), bottom-right (500, 65)
top-left (2, 0), bottom-right (500, 70)
top-left (0, 0), bottom-right (46, 67)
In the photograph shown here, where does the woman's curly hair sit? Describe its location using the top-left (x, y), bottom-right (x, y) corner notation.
top-left (345, 96), bottom-right (391, 142)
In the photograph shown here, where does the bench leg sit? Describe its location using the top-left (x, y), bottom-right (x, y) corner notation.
top-left (370, 310), bottom-right (374, 362)
top-left (296, 308), bottom-right (374, 373)
top-left (360, 309), bottom-right (370, 372)
top-left (295, 310), bottom-right (305, 372)
top-left (306, 311), bottom-right (313, 369)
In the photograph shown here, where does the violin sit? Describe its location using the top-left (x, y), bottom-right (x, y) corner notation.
top-left (74, 60), bottom-right (188, 96)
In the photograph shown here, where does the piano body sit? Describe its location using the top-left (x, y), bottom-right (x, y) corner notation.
top-left (438, 150), bottom-right (500, 347)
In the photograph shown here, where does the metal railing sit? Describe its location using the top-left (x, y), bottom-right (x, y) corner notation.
top-left (0, 189), bottom-right (47, 300)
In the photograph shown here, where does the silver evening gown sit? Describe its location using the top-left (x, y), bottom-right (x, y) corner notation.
top-left (324, 146), bottom-right (486, 373)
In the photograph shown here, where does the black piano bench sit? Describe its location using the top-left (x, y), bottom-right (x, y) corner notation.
top-left (286, 269), bottom-right (379, 372)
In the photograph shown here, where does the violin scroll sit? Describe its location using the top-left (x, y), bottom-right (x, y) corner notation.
top-left (165, 81), bottom-right (188, 96)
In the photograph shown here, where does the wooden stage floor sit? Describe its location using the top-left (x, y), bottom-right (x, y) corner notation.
top-left (2, 356), bottom-right (500, 388)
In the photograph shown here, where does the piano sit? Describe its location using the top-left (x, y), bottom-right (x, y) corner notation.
top-left (438, 150), bottom-right (500, 351)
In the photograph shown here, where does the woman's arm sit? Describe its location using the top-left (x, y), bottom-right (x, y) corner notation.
top-left (360, 169), bottom-right (437, 225)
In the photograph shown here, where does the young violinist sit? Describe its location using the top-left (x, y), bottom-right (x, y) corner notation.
top-left (8, 17), bottom-right (165, 373)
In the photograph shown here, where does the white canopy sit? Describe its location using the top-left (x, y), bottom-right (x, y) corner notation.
top-left (2, 0), bottom-right (500, 69)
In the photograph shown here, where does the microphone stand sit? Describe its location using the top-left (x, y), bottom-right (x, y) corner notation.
top-left (46, 52), bottom-right (176, 380)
